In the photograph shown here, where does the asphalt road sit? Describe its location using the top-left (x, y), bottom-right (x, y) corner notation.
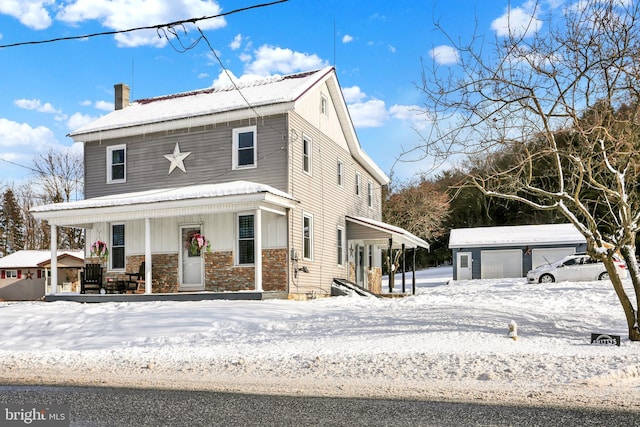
top-left (0, 385), bottom-right (637, 426)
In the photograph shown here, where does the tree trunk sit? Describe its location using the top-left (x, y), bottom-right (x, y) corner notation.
top-left (605, 254), bottom-right (640, 341)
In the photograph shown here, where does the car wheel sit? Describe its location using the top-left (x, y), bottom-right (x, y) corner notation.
top-left (539, 274), bottom-right (555, 283)
top-left (598, 272), bottom-right (610, 280)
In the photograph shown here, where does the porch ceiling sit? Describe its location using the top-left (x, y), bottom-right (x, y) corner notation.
top-left (345, 216), bottom-right (429, 250)
top-left (31, 181), bottom-right (298, 227)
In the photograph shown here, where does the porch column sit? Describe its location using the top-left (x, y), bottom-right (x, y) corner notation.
top-left (254, 208), bottom-right (263, 291)
top-left (401, 243), bottom-right (406, 293)
top-left (50, 225), bottom-right (58, 294)
top-left (412, 248), bottom-right (417, 295)
top-left (144, 217), bottom-right (152, 294)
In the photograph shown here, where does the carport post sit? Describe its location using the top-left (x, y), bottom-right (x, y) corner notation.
top-left (401, 243), bottom-right (406, 293)
top-left (412, 248), bottom-right (416, 295)
top-left (50, 225), bottom-right (58, 294)
top-left (388, 238), bottom-right (393, 293)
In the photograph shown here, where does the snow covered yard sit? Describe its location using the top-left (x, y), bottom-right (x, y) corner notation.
top-left (0, 266), bottom-right (639, 410)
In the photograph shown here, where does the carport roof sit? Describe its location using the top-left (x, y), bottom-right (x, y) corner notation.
top-left (448, 223), bottom-right (586, 249)
top-left (346, 216), bottom-right (429, 249)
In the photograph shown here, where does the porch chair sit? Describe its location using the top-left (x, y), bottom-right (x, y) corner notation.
top-left (80, 264), bottom-right (103, 294)
top-left (125, 262), bottom-right (145, 293)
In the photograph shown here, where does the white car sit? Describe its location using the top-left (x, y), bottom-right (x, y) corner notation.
top-left (527, 254), bottom-right (627, 283)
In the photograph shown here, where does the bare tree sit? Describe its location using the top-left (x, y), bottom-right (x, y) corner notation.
top-left (32, 148), bottom-right (84, 249)
top-left (418, 1), bottom-right (640, 340)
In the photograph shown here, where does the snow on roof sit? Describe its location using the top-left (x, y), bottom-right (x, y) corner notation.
top-left (31, 181), bottom-right (296, 213)
top-left (0, 250), bottom-right (84, 268)
top-left (69, 67), bottom-right (334, 137)
top-left (448, 223), bottom-right (586, 248)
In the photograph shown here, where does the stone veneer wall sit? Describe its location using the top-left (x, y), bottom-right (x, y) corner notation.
top-left (103, 249), bottom-right (287, 293)
top-left (367, 267), bottom-right (382, 294)
top-left (203, 248), bottom-right (288, 292)
top-left (104, 254), bottom-right (179, 293)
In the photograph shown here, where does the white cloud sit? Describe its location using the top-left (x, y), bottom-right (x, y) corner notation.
top-left (56, 0), bottom-right (226, 47)
top-left (348, 99), bottom-right (389, 128)
top-left (388, 45), bottom-right (396, 53)
top-left (80, 100), bottom-right (92, 107)
top-left (429, 45), bottom-right (459, 65)
top-left (0, 118), bottom-right (58, 153)
top-left (230, 34), bottom-right (242, 50)
top-left (342, 34), bottom-right (354, 43)
top-left (94, 100), bottom-right (114, 111)
top-left (244, 45), bottom-right (329, 76)
top-left (14, 98), bottom-right (61, 114)
top-left (389, 104), bottom-right (431, 131)
top-left (0, 0), bottom-right (54, 30)
top-left (342, 86), bottom-right (367, 103)
top-left (66, 112), bottom-right (99, 131)
top-left (491, 2), bottom-right (543, 38)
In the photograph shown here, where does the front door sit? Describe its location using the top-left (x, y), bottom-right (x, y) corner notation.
top-left (181, 226), bottom-right (204, 291)
top-left (457, 252), bottom-right (473, 280)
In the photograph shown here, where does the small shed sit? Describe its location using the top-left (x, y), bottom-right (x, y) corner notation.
top-left (0, 250), bottom-right (84, 300)
top-left (449, 224), bottom-right (587, 280)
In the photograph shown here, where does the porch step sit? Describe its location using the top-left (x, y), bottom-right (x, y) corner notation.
top-left (331, 278), bottom-right (381, 298)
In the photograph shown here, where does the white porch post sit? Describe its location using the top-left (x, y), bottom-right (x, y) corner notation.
top-left (50, 225), bottom-right (58, 294)
top-left (254, 208), bottom-right (262, 292)
top-left (144, 217), bottom-right (152, 294)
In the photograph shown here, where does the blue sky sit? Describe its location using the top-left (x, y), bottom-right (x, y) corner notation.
top-left (0, 0), bottom-right (553, 186)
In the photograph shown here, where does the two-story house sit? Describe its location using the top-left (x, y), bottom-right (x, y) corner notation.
top-left (32, 67), bottom-right (428, 299)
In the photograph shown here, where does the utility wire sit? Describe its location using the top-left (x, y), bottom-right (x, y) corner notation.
top-left (0, 0), bottom-right (288, 49)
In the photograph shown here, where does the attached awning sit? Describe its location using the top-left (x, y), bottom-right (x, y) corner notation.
top-left (31, 181), bottom-right (299, 227)
top-left (346, 216), bottom-right (429, 250)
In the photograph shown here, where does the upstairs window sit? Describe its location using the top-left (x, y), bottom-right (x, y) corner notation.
top-left (337, 160), bottom-right (344, 187)
top-left (107, 144), bottom-right (126, 183)
top-left (233, 126), bottom-right (257, 169)
top-left (355, 172), bottom-right (361, 196)
top-left (303, 135), bottom-right (312, 175)
top-left (321, 95), bottom-right (328, 116)
top-left (111, 223), bottom-right (125, 270)
top-left (238, 214), bottom-right (255, 265)
top-left (367, 181), bottom-right (374, 208)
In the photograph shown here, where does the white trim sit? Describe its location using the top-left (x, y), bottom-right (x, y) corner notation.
top-left (232, 126), bottom-right (257, 170)
top-left (106, 144), bottom-right (126, 184)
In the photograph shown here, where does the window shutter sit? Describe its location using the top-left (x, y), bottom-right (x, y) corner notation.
top-left (17, 270), bottom-right (21, 279)
top-left (37, 270), bottom-right (42, 279)
top-left (1, 270), bottom-right (4, 279)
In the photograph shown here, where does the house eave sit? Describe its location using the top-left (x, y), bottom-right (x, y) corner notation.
top-left (69, 102), bottom-right (294, 142)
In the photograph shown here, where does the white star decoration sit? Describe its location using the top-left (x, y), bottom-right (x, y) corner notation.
top-left (164, 142), bottom-right (191, 175)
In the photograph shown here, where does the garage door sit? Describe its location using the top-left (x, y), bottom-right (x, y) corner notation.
top-left (481, 249), bottom-right (522, 279)
top-left (531, 247), bottom-right (575, 269)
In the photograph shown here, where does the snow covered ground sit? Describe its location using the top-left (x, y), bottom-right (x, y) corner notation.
top-left (0, 266), bottom-right (639, 410)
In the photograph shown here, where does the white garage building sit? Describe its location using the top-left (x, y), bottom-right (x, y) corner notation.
top-left (449, 224), bottom-right (587, 280)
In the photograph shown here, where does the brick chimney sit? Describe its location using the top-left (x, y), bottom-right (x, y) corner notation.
top-left (114, 83), bottom-right (130, 110)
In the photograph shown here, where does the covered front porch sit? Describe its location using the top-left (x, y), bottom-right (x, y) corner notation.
top-left (346, 216), bottom-right (430, 294)
top-left (31, 181), bottom-right (298, 299)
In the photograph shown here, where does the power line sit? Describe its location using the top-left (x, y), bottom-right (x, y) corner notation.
top-left (0, 0), bottom-right (288, 49)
